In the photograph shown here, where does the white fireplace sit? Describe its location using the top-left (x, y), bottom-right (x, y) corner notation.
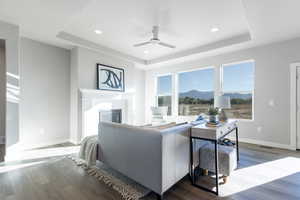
top-left (80, 89), bottom-right (130, 140)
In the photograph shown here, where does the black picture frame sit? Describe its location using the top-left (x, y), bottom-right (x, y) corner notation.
top-left (96, 63), bottom-right (125, 92)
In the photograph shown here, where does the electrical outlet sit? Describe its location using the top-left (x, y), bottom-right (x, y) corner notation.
top-left (0, 136), bottom-right (5, 144)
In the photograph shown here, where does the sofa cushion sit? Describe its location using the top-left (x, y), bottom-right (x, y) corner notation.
top-left (147, 122), bottom-right (177, 129)
top-left (142, 122), bottom-right (189, 130)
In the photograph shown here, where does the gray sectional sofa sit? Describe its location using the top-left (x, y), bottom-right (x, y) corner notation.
top-left (98, 121), bottom-right (206, 199)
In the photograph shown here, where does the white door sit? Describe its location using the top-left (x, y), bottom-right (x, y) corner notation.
top-left (297, 67), bottom-right (300, 149)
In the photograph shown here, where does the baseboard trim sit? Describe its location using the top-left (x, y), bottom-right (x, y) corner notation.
top-left (235, 137), bottom-right (296, 150)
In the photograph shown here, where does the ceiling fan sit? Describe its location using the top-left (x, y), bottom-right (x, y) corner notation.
top-left (133, 26), bottom-right (176, 49)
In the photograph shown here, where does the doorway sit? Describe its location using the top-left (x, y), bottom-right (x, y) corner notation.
top-left (0, 39), bottom-right (6, 162)
top-left (291, 63), bottom-right (300, 150)
top-left (297, 67), bottom-right (300, 149)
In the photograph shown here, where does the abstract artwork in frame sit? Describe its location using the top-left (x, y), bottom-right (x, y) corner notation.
top-left (97, 64), bottom-right (125, 92)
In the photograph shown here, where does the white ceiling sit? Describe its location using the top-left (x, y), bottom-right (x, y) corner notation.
top-left (1, 0), bottom-right (300, 66)
top-left (62, 0), bottom-right (248, 60)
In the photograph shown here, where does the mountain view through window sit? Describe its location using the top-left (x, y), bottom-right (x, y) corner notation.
top-left (178, 68), bottom-right (214, 116)
top-left (222, 61), bottom-right (254, 119)
top-left (156, 61), bottom-right (254, 119)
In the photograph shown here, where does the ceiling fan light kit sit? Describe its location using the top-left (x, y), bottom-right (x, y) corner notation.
top-left (134, 26), bottom-right (176, 49)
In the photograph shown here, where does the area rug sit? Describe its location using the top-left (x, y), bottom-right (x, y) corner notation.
top-left (68, 156), bottom-right (151, 200)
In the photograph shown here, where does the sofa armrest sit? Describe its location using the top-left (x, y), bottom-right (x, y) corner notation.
top-left (160, 124), bottom-right (191, 192)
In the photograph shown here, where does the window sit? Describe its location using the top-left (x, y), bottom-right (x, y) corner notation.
top-left (157, 75), bottom-right (172, 115)
top-left (178, 68), bottom-right (214, 116)
top-left (222, 61), bottom-right (254, 120)
top-left (154, 60), bottom-right (255, 120)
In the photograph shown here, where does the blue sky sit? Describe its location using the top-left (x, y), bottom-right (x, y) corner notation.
top-left (179, 68), bottom-right (214, 93)
top-left (157, 62), bottom-right (254, 94)
top-left (157, 75), bottom-right (172, 94)
top-left (223, 62), bottom-right (254, 92)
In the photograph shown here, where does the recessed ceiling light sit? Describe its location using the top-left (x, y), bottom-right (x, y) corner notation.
top-left (94, 30), bottom-right (103, 34)
top-left (144, 50), bottom-right (149, 54)
top-left (211, 27), bottom-right (219, 33)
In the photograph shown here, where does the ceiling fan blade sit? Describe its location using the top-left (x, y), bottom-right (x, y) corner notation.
top-left (158, 42), bottom-right (176, 48)
top-left (133, 41), bottom-right (151, 47)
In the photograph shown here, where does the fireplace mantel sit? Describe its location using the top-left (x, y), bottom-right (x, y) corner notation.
top-left (80, 88), bottom-right (136, 99)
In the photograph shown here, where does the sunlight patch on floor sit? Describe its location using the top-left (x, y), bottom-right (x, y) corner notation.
top-left (220, 157), bottom-right (300, 196)
top-left (5, 146), bottom-right (80, 162)
top-left (0, 160), bottom-right (46, 174)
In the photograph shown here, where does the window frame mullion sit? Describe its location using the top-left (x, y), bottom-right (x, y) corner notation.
top-left (172, 73), bottom-right (178, 117)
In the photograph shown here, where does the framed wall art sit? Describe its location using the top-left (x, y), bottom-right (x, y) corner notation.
top-left (97, 63), bottom-right (125, 92)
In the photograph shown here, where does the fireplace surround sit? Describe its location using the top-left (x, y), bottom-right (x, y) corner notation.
top-left (80, 89), bottom-right (129, 141)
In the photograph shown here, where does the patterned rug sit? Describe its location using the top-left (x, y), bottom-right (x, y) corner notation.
top-left (68, 156), bottom-right (151, 200)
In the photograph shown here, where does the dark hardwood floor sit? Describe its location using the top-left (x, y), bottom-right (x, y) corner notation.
top-left (1, 143), bottom-right (300, 200)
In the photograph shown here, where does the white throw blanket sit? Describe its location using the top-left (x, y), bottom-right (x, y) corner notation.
top-left (78, 135), bottom-right (98, 167)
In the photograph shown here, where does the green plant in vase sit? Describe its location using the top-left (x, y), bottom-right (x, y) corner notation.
top-left (207, 107), bottom-right (219, 123)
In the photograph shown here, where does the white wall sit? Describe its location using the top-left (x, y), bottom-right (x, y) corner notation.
top-left (0, 21), bottom-right (19, 158)
top-left (19, 38), bottom-right (70, 149)
top-left (145, 38), bottom-right (300, 150)
top-left (70, 48), bottom-right (79, 143)
top-left (70, 47), bottom-right (145, 143)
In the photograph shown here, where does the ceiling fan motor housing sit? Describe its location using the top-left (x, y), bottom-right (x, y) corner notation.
top-left (133, 25), bottom-right (175, 48)
top-left (150, 38), bottom-right (160, 44)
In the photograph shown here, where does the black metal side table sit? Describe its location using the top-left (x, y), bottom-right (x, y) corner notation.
top-left (190, 119), bottom-right (239, 195)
